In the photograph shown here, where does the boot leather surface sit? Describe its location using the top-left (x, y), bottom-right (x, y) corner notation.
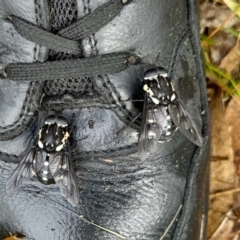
top-left (0, 0), bottom-right (210, 239)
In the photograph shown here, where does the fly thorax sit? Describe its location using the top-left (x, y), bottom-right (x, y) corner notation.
top-left (143, 73), bottom-right (178, 118)
top-left (38, 122), bottom-right (69, 153)
top-left (143, 82), bottom-right (154, 96)
top-left (143, 80), bottom-right (160, 104)
top-left (170, 92), bottom-right (177, 102)
top-left (158, 76), bottom-right (170, 92)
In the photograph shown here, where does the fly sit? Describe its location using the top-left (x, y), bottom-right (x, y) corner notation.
top-left (6, 114), bottom-right (79, 206)
top-left (138, 67), bottom-right (203, 160)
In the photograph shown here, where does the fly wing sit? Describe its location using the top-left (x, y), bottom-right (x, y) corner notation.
top-left (6, 147), bottom-right (44, 192)
top-left (49, 148), bottom-right (79, 206)
top-left (168, 100), bottom-right (203, 147)
top-left (138, 97), bottom-right (163, 160)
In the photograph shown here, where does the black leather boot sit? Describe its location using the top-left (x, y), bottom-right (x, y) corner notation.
top-left (0, 0), bottom-right (209, 239)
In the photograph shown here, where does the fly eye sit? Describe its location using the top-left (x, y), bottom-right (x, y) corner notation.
top-left (45, 115), bottom-right (69, 127)
top-left (144, 67), bottom-right (168, 80)
top-left (144, 68), bottom-right (159, 80)
top-left (57, 116), bottom-right (68, 127)
top-left (45, 115), bottom-right (56, 124)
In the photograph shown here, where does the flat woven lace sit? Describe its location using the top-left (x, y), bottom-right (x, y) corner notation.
top-left (2, 0), bottom-right (136, 82)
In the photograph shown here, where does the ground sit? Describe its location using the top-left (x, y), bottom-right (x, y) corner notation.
top-left (200, 0), bottom-right (240, 239)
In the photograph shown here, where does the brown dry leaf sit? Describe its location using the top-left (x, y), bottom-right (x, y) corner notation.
top-left (209, 87), bottom-right (232, 160)
top-left (4, 237), bottom-right (20, 240)
top-left (210, 31), bottom-right (236, 66)
top-left (233, 235), bottom-right (240, 240)
top-left (208, 86), bottom-right (235, 238)
top-left (3, 235), bottom-right (26, 240)
top-left (210, 160), bottom-right (235, 194)
top-left (207, 191), bottom-right (234, 239)
top-left (202, 1), bottom-right (240, 239)
top-left (200, 2), bottom-right (239, 33)
top-left (220, 35), bottom-right (240, 77)
top-left (200, 1), bottom-right (240, 66)
top-left (208, 96), bottom-right (240, 239)
top-left (209, 209), bottom-right (240, 240)
top-left (223, 0), bottom-right (240, 18)
top-left (225, 98), bottom-right (240, 178)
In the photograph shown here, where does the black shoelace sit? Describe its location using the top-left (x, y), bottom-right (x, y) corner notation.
top-left (0, 0), bottom-right (137, 81)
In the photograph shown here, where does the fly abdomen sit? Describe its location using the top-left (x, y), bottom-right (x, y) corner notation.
top-left (147, 123), bottom-right (158, 140)
top-left (158, 106), bottom-right (176, 141)
top-left (36, 155), bottom-right (54, 184)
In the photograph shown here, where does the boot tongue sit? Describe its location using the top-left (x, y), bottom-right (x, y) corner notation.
top-left (44, 0), bottom-right (96, 98)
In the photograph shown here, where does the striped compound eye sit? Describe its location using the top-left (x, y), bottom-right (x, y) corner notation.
top-left (45, 115), bottom-right (68, 127)
top-left (143, 67), bottom-right (168, 80)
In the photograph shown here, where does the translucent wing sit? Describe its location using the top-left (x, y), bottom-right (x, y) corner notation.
top-left (49, 147), bottom-right (79, 206)
top-left (6, 147), bottom-right (44, 192)
top-left (138, 97), bottom-right (163, 160)
top-left (168, 100), bottom-right (203, 147)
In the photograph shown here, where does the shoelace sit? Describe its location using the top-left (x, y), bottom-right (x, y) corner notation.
top-left (0, 0), bottom-right (137, 81)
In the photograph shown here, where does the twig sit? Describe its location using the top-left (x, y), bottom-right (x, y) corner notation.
top-left (208, 5), bottom-right (240, 39)
top-left (46, 196), bottom-right (126, 239)
top-left (159, 205), bottom-right (182, 240)
top-left (210, 188), bottom-right (240, 199)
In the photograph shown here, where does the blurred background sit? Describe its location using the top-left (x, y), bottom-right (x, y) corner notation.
top-left (200, 0), bottom-right (240, 239)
